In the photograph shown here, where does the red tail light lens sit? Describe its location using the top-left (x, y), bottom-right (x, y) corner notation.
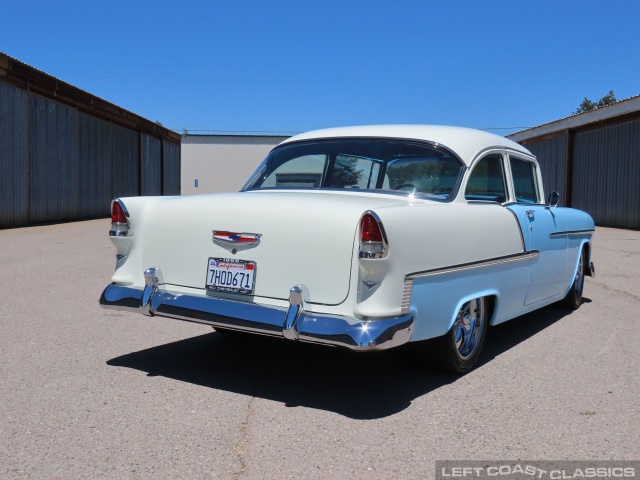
top-left (360, 213), bottom-right (383, 242)
top-left (111, 201), bottom-right (127, 224)
top-left (359, 212), bottom-right (387, 258)
top-left (110, 200), bottom-right (131, 236)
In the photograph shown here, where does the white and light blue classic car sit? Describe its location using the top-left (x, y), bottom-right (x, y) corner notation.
top-left (100, 125), bottom-right (595, 373)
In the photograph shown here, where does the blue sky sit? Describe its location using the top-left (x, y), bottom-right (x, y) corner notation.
top-left (2, 0), bottom-right (638, 136)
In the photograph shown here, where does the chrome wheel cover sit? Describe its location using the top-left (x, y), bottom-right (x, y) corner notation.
top-left (453, 297), bottom-right (485, 360)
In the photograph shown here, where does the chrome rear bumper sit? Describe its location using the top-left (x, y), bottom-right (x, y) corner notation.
top-left (99, 268), bottom-right (413, 351)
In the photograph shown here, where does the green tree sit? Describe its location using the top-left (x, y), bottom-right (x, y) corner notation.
top-left (597, 90), bottom-right (617, 108)
top-left (574, 90), bottom-right (617, 114)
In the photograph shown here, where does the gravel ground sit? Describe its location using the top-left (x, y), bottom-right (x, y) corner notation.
top-left (0, 219), bottom-right (638, 479)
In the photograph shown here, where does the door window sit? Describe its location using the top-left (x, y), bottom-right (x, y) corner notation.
top-left (510, 157), bottom-right (539, 204)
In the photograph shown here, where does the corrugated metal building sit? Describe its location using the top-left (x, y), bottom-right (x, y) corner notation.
top-left (507, 96), bottom-right (640, 229)
top-left (0, 53), bottom-right (181, 228)
top-left (181, 134), bottom-right (290, 195)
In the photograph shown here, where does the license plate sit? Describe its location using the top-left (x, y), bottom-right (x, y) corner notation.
top-left (205, 258), bottom-right (256, 295)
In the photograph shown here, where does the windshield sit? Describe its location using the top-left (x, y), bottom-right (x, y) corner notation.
top-left (242, 139), bottom-right (464, 199)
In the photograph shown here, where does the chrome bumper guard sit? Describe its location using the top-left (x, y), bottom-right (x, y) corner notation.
top-left (99, 268), bottom-right (413, 351)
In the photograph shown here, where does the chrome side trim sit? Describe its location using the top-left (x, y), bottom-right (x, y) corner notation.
top-left (549, 230), bottom-right (595, 237)
top-left (400, 278), bottom-right (413, 315)
top-left (99, 281), bottom-right (413, 352)
top-left (405, 251), bottom-right (539, 280)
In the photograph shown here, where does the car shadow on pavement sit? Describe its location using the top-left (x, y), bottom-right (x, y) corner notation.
top-left (107, 300), bottom-right (587, 420)
top-left (478, 298), bottom-right (591, 367)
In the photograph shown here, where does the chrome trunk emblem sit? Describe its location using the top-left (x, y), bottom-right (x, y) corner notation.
top-left (212, 230), bottom-right (262, 245)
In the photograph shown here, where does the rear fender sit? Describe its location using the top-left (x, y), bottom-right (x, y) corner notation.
top-left (562, 238), bottom-right (592, 297)
top-left (109, 196), bottom-right (178, 286)
top-left (448, 290), bottom-right (500, 332)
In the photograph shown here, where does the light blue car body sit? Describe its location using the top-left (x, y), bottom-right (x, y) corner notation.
top-left (408, 203), bottom-right (595, 342)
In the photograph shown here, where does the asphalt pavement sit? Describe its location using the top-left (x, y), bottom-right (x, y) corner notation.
top-left (0, 219), bottom-right (638, 479)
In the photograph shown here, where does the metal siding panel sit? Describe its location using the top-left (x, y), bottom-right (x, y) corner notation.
top-left (163, 139), bottom-right (180, 195)
top-left (112, 124), bottom-right (139, 198)
top-left (181, 136), bottom-right (286, 195)
top-left (573, 120), bottom-right (640, 229)
top-left (141, 133), bottom-right (161, 195)
top-left (523, 135), bottom-right (567, 205)
top-left (79, 113), bottom-right (112, 217)
top-left (0, 81), bottom-right (29, 227)
top-left (29, 94), bottom-right (79, 223)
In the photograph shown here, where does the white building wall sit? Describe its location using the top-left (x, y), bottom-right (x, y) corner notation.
top-left (181, 135), bottom-right (290, 195)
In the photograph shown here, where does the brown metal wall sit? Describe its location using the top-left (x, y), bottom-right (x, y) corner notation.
top-left (141, 133), bottom-right (162, 196)
top-left (29, 94), bottom-right (80, 223)
top-left (163, 139), bottom-right (181, 195)
top-left (112, 123), bottom-right (140, 199)
top-left (573, 119), bottom-right (640, 229)
top-left (0, 77), bottom-right (181, 228)
top-left (521, 134), bottom-right (568, 205)
top-left (79, 113), bottom-right (112, 217)
top-left (0, 81), bottom-right (28, 226)
top-left (513, 107), bottom-right (640, 229)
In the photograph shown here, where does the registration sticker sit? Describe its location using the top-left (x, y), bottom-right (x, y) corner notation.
top-left (205, 258), bottom-right (256, 295)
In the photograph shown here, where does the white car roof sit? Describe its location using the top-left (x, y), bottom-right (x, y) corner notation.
top-left (280, 125), bottom-right (533, 166)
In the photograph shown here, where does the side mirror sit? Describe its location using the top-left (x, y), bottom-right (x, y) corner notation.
top-left (547, 191), bottom-right (560, 207)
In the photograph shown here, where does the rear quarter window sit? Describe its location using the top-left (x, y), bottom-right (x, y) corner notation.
top-left (465, 154), bottom-right (507, 203)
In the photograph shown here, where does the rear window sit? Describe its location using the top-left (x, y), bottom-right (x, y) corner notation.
top-left (243, 139), bottom-right (464, 200)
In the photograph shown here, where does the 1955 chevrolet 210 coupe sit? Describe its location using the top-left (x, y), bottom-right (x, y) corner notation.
top-left (100, 125), bottom-right (595, 373)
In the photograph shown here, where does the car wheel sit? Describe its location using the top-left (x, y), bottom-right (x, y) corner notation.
top-left (416, 296), bottom-right (487, 374)
top-left (561, 248), bottom-right (585, 310)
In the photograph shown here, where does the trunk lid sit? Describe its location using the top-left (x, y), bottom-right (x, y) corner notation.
top-left (140, 191), bottom-right (408, 305)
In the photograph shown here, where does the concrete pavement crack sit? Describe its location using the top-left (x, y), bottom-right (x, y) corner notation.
top-left (591, 279), bottom-right (640, 302)
top-left (232, 396), bottom-right (255, 479)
